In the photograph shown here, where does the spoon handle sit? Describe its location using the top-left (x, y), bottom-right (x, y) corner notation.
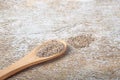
top-left (0, 55), bottom-right (44, 80)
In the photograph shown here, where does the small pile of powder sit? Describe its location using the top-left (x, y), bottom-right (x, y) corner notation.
top-left (67, 34), bottom-right (94, 48)
top-left (36, 40), bottom-right (65, 57)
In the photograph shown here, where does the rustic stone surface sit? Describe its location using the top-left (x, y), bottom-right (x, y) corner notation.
top-left (0, 0), bottom-right (120, 80)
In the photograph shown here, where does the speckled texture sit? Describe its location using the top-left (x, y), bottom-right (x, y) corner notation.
top-left (36, 40), bottom-right (64, 57)
top-left (0, 0), bottom-right (120, 80)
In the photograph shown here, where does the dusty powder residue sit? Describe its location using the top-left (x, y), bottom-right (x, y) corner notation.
top-left (36, 40), bottom-right (65, 57)
top-left (67, 34), bottom-right (94, 49)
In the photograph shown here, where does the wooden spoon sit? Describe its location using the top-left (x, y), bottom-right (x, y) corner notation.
top-left (0, 40), bottom-right (67, 80)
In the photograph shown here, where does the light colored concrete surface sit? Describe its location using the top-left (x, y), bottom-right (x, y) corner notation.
top-left (0, 0), bottom-right (120, 80)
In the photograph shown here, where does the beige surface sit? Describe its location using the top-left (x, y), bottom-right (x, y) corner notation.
top-left (0, 0), bottom-right (120, 80)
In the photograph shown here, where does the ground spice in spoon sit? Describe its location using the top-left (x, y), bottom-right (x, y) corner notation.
top-left (36, 40), bottom-right (65, 57)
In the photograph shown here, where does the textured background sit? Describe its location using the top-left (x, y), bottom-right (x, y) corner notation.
top-left (0, 0), bottom-right (120, 80)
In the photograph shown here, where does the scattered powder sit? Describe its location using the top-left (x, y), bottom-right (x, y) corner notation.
top-left (67, 34), bottom-right (94, 49)
top-left (36, 40), bottom-right (65, 57)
